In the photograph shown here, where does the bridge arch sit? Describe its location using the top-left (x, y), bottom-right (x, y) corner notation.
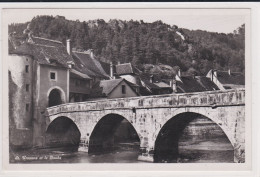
top-left (45, 116), bottom-right (81, 148)
top-left (88, 113), bottom-right (140, 153)
top-left (153, 108), bottom-right (235, 147)
top-left (153, 110), bottom-right (234, 163)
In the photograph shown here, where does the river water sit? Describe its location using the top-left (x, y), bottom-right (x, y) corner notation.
top-left (10, 116), bottom-right (234, 163)
top-left (10, 138), bottom-right (233, 163)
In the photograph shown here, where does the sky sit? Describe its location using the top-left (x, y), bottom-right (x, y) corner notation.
top-left (4, 8), bottom-right (248, 34)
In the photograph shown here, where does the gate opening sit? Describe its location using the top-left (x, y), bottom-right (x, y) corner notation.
top-left (48, 89), bottom-right (63, 107)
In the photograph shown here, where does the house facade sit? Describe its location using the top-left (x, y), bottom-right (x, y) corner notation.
top-left (115, 63), bottom-right (141, 85)
top-left (70, 47), bottom-right (110, 102)
top-left (89, 78), bottom-right (139, 100)
top-left (8, 33), bottom-right (115, 148)
top-left (8, 35), bottom-right (73, 147)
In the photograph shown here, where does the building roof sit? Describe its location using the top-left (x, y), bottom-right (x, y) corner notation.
top-left (140, 73), bottom-right (172, 89)
top-left (195, 76), bottom-right (220, 91)
top-left (11, 36), bottom-right (73, 68)
top-left (142, 80), bottom-right (171, 90)
top-left (29, 36), bottom-right (64, 48)
top-left (72, 51), bottom-right (109, 79)
top-left (89, 78), bottom-right (139, 98)
top-left (153, 82), bottom-right (171, 88)
top-left (116, 63), bottom-right (140, 75)
top-left (72, 52), bottom-right (99, 78)
top-left (176, 76), bottom-right (206, 93)
top-left (99, 61), bottom-right (111, 76)
top-left (176, 75), bottom-right (220, 93)
top-left (100, 79), bottom-right (123, 96)
top-left (217, 71), bottom-right (245, 86)
top-left (8, 33), bottom-right (27, 52)
top-left (70, 69), bottom-right (91, 79)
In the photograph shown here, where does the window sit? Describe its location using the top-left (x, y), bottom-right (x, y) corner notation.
top-left (26, 84), bottom-right (29, 92)
top-left (26, 104), bottom-right (29, 112)
top-left (122, 85), bottom-right (126, 94)
top-left (50, 72), bottom-right (56, 80)
top-left (25, 65), bottom-right (29, 73)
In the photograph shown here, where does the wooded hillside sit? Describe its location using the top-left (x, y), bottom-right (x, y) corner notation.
top-left (9, 15), bottom-right (245, 75)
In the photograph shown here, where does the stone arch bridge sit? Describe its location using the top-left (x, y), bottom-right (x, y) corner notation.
top-left (45, 88), bottom-right (245, 163)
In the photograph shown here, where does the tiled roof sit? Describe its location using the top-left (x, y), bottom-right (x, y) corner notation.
top-left (100, 61), bottom-right (111, 76)
top-left (70, 69), bottom-right (91, 79)
top-left (89, 79), bottom-right (123, 98)
top-left (100, 79), bottom-right (123, 96)
top-left (12, 40), bottom-right (73, 68)
top-left (8, 34), bottom-right (27, 53)
top-left (116, 63), bottom-right (140, 75)
top-left (142, 80), bottom-right (160, 89)
top-left (72, 51), bottom-right (109, 79)
top-left (217, 71), bottom-right (245, 85)
top-left (177, 76), bottom-right (206, 93)
top-left (71, 53), bottom-right (97, 77)
top-left (196, 76), bottom-right (220, 91)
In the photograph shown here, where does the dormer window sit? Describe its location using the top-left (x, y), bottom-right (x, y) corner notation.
top-left (122, 85), bottom-right (126, 94)
top-left (49, 59), bottom-right (56, 64)
top-left (45, 57), bottom-right (50, 63)
top-left (67, 61), bottom-right (75, 69)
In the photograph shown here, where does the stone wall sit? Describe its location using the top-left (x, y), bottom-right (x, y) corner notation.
top-left (8, 55), bottom-right (34, 129)
top-left (46, 89), bottom-right (245, 116)
top-left (8, 54), bottom-right (36, 148)
top-left (45, 88), bottom-right (245, 162)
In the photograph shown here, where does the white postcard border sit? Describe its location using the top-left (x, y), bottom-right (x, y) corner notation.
top-left (0, 2), bottom-right (259, 177)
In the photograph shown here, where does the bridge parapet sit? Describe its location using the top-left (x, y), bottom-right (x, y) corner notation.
top-left (46, 88), bottom-right (245, 116)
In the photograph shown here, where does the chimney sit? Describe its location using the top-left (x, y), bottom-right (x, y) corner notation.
top-left (170, 80), bottom-right (173, 87)
top-left (110, 62), bottom-right (114, 79)
top-left (171, 79), bottom-right (177, 93)
top-left (178, 69), bottom-right (181, 77)
top-left (89, 49), bottom-right (94, 58)
top-left (228, 69), bottom-right (231, 75)
top-left (118, 61), bottom-right (121, 65)
top-left (150, 75), bottom-right (154, 83)
top-left (213, 70), bottom-right (217, 78)
top-left (66, 39), bottom-right (71, 55)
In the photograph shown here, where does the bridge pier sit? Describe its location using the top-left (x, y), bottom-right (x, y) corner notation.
top-left (138, 147), bottom-right (154, 162)
top-left (78, 137), bottom-right (89, 152)
top-left (234, 143), bottom-right (245, 163)
top-left (137, 138), bottom-right (155, 162)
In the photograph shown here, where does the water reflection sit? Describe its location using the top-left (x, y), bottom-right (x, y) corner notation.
top-left (10, 115), bottom-right (234, 163)
top-left (10, 146), bottom-right (144, 163)
top-left (10, 138), bottom-right (234, 163)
